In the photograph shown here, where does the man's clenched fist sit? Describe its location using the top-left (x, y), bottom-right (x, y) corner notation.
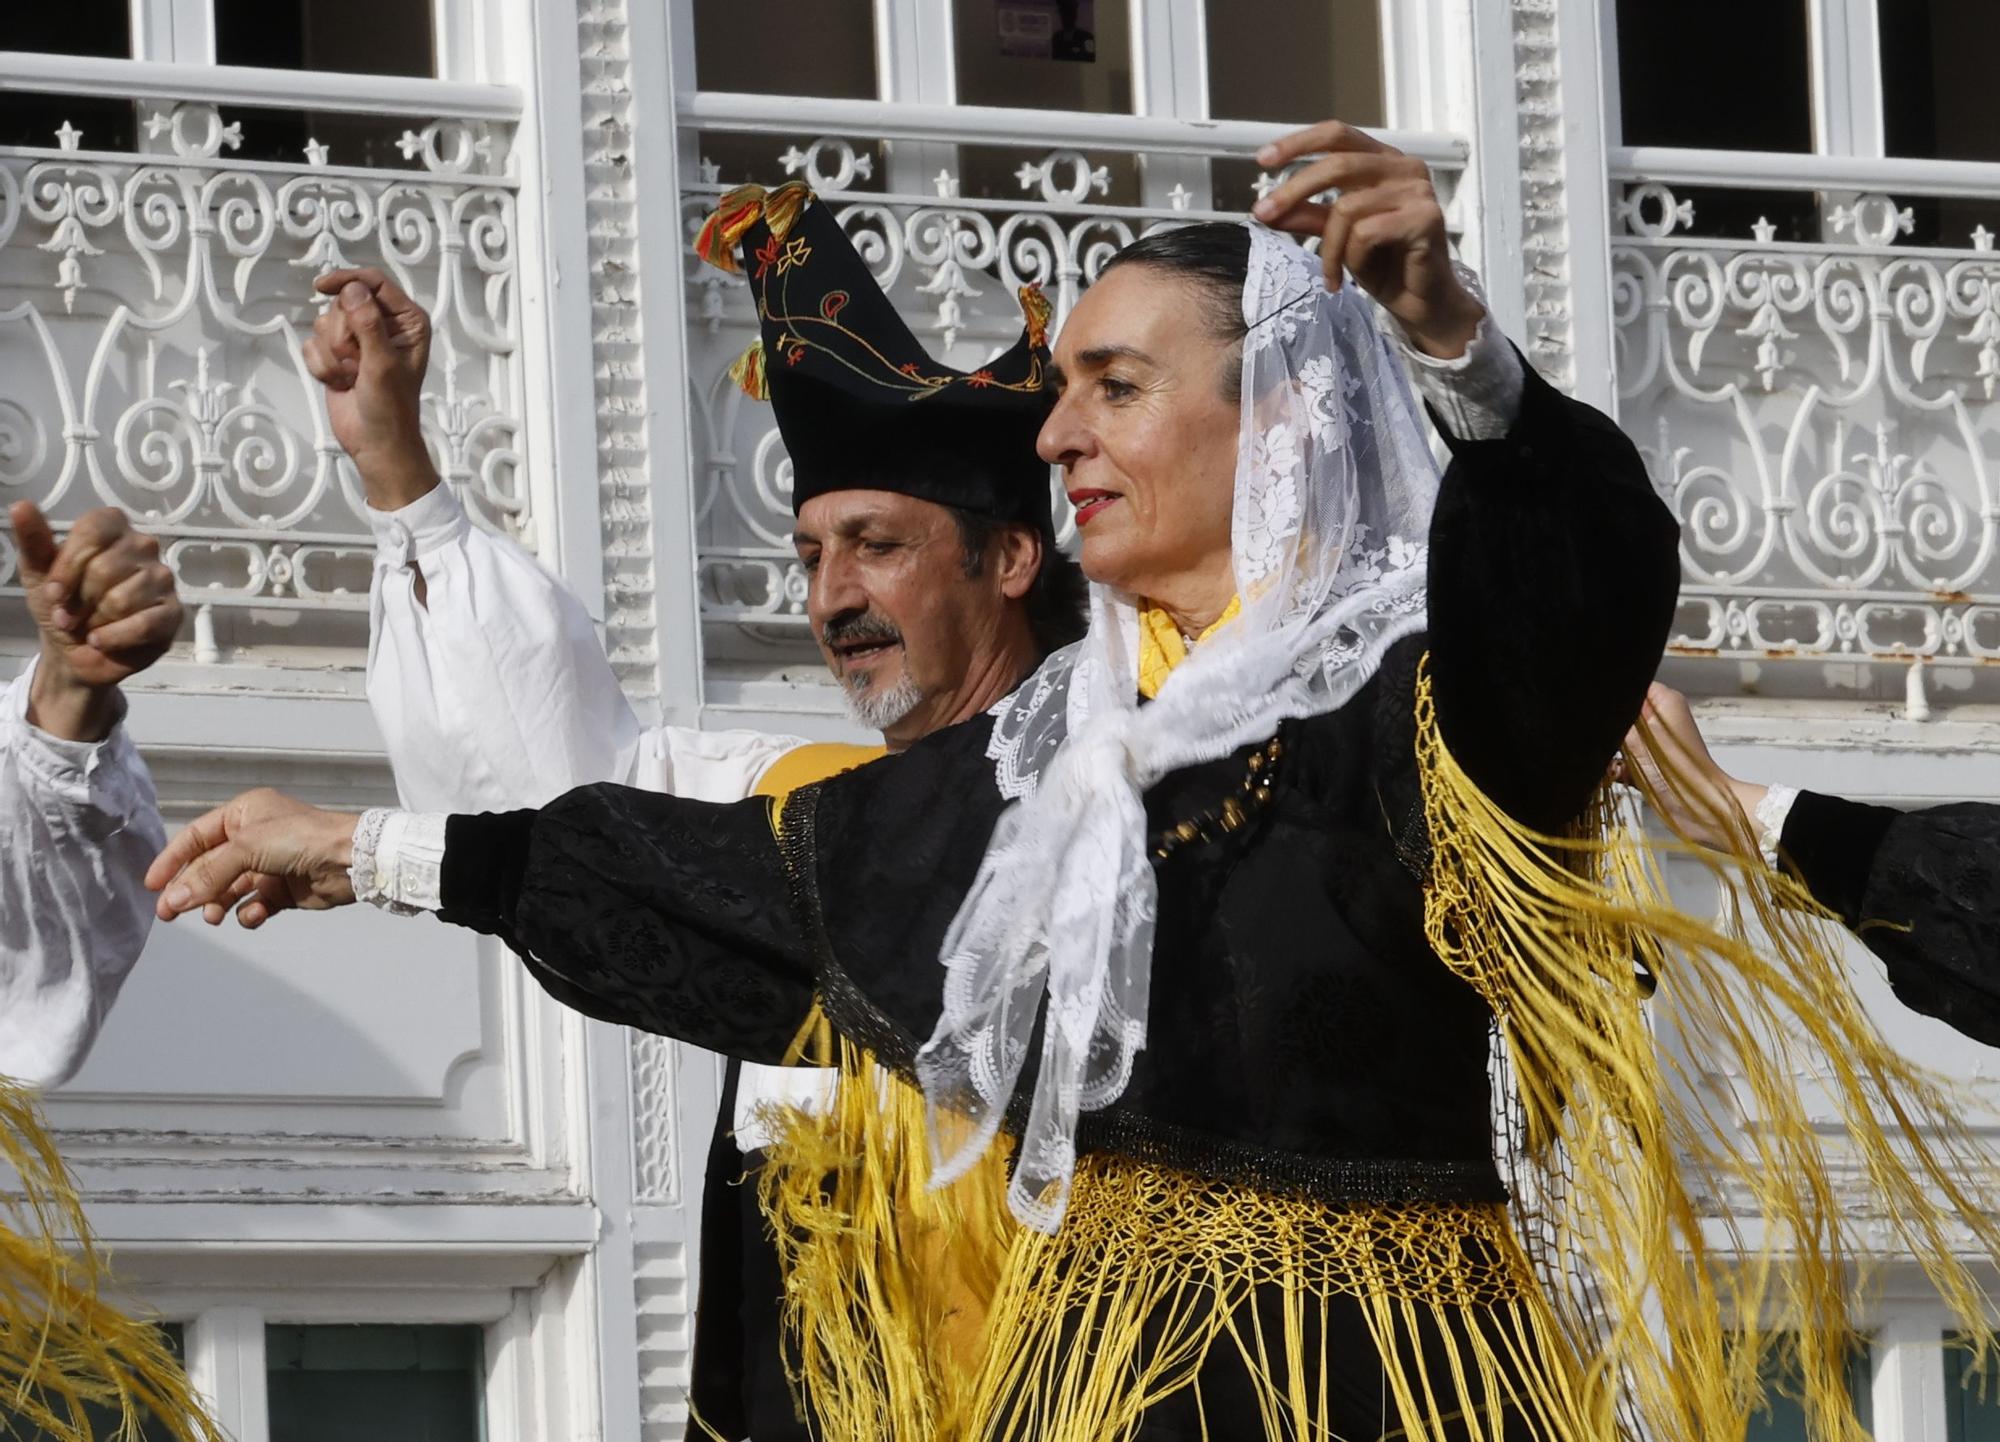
top-left (304, 266), bottom-right (440, 510)
top-left (12, 501), bottom-right (182, 742)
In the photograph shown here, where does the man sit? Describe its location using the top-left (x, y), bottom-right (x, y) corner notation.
top-left (293, 186), bottom-right (1084, 1441)
top-left (2, 501), bottom-right (180, 1088)
top-left (1625, 681), bottom-right (2000, 1046)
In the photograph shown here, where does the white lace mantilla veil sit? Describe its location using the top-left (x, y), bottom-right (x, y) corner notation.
top-left (914, 222), bottom-right (1445, 1232)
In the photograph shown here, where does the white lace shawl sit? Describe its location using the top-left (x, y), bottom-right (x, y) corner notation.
top-left (914, 225), bottom-right (1444, 1232)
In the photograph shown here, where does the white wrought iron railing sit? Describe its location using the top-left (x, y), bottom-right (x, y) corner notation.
top-left (0, 54), bottom-right (523, 667)
top-left (678, 94), bottom-right (1469, 679)
top-left (1611, 146), bottom-right (2000, 699)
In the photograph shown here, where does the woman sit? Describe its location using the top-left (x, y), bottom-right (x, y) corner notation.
top-left (148, 121), bottom-right (2000, 1442)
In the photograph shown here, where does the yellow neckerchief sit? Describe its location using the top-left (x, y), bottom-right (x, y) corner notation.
top-left (1136, 595), bottom-right (1242, 699)
top-left (754, 740), bottom-right (887, 806)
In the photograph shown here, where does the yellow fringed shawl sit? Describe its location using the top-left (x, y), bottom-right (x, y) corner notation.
top-left (0, 1080), bottom-right (222, 1442)
top-left (749, 654), bottom-right (2000, 1441)
top-left (1417, 657), bottom-right (2000, 1442)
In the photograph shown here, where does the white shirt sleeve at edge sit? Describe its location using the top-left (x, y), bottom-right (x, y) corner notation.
top-left (366, 483), bottom-right (643, 813)
top-left (0, 659), bottom-right (165, 1089)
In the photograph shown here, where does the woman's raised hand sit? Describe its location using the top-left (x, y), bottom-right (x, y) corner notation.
top-left (147, 788), bottom-right (362, 928)
top-left (1251, 120), bottom-right (1485, 360)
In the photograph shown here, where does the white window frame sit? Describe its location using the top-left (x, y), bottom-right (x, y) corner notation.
top-left (122, 0), bottom-right (491, 81)
top-left (108, 1246), bottom-right (601, 1442)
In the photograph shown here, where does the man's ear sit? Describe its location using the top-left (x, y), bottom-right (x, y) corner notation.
top-left (996, 525), bottom-right (1042, 601)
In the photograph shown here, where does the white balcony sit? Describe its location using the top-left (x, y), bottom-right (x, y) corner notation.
top-left (1611, 146), bottom-right (2000, 705)
top-left (0, 53), bottom-right (525, 674)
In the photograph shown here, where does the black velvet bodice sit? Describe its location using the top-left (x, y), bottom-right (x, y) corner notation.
top-left (789, 637), bottom-right (1503, 1205)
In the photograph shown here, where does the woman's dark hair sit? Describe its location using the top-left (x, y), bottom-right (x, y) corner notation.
top-left (948, 507), bottom-right (1091, 656)
top-left (1097, 223), bottom-right (1252, 398)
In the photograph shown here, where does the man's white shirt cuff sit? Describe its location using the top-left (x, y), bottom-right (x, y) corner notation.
top-left (352, 808), bottom-right (449, 914)
top-left (368, 484), bottom-right (470, 571)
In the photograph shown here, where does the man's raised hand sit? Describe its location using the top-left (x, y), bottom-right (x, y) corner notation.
top-left (14, 501), bottom-right (182, 741)
top-left (303, 266), bottom-right (440, 509)
top-left (1251, 120), bottom-right (1485, 360)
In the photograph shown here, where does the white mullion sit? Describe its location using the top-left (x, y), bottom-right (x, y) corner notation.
top-left (510, 0), bottom-right (612, 635)
top-left (875, 0), bottom-right (956, 201)
top-left (128, 0), bottom-right (212, 65)
top-left (1809, 0), bottom-right (1883, 157)
top-left (1456, 0), bottom-right (1527, 343)
top-left (1130, 0), bottom-right (1207, 209)
top-left (1596, 0), bottom-right (1624, 150)
top-left (128, 0), bottom-right (174, 62)
top-left (168, 0), bottom-right (212, 66)
top-left (1869, 1311), bottom-right (1950, 1442)
top-left (186, 1305), bottom-right (270, 1442)
top-left (633, 0), bottom-right (715, 728)
top-left (1550, 0), bottom-right (1618, 409)
top-left (1842, 0), bottom-right (1886, 158)
top-left (1379, 0), bottom-right (1454, 134)
top-left (431, 0), bottom-right (489, 83)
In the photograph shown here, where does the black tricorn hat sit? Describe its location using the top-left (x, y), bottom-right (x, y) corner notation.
top-left (696, 182), bottom-right (1057, 532)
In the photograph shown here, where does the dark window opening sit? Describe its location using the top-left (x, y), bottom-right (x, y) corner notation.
top-left (1205, 0), bottom-right (1383, 128)
top-left (213, 0), bottom-right (435, 77)
top-left (0, 0), bottom-right (136, 151)
top-left (1615, 0), bottom-right (1813, 152)
top-left (693, 0), bottom-right (877, 100)
top-left (266, 1324), bottom-right (484, 1442)
top-left (953, 0), bottom-right (1133, 114)
top-left (1880, 0), bottom-right (2000, 163)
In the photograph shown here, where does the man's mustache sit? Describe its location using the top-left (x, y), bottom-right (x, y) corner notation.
top-left (821, 613), bottom-right (904, 650)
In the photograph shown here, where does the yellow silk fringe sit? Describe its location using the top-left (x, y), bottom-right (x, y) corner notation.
top-left (754, 1013), bottom-right (1015, 1441)
top-left (1416, 658), bottom-right (2000, 1442)
top-left (962, 1159), bottom-right (1612, 1442)
top-left (0, 1081), bottom-right (221, 1442)
top-left (757, 1035), bottom-right (1613, 1441)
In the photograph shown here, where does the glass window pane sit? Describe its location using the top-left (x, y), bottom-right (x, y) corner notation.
top-left (1946, 1332), bottom-right (2000, 1441)
top-left (1, 0), bottom-right (135, 150)
top-left (213, 0), bottom-right (436, 78)
top-left (1880, 0), bottom-right (2000, 162)
top-left (266, 1324), bottom-right (483, 1442)
top-left (954, 0), bottom-right (1133, 113)
top-left (1615, 0), bottom-right (1812, 151)
top-left (1206, 0), bottom-right (1383, 127)
top-left (1742, 1335), bottom-right (1873, 1442)
top-left (693, 0), bottom-right (877, 100)
top-left (0, 1323), bottom-right (185, 1442)
top-left (9, 0), bottom-right (130, 58)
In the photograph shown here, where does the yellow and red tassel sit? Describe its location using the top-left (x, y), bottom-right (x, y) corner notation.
top-left (728, 337), bottom-right (769, 401)
top-left (695, 183), bottom-right (767, 274)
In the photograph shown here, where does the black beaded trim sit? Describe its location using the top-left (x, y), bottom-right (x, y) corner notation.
top-left (1072, 1106), bottom-right (1509, 1207)
top-left (1150, 733), bottom-right (1284, 861)
top-left (774, 782), bottom-right (922, 1069)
